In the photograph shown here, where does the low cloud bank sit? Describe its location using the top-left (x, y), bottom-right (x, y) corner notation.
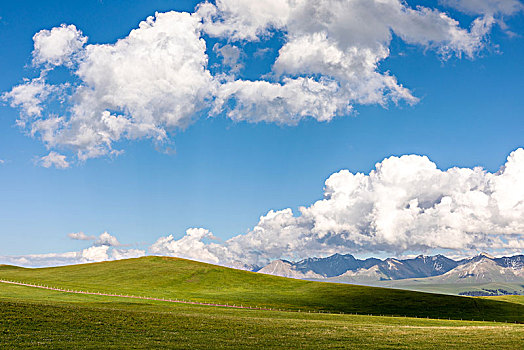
top-left (3, 149), bottom-right (523, 268)
top-left (152, 148), bottom-right (524, 267)
top-left (0, 232), bottom-right (144, 267)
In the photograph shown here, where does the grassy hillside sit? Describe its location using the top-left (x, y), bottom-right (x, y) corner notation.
top-left (483, 295), bottom-right (524, 305)
top-left (1, 256), bottom-right (524, 323)
top-left (1, 283), bottom-right (523, 349)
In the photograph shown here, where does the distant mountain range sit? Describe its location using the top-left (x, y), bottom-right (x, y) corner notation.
top-left (256, 253), bottom-right (524, 295)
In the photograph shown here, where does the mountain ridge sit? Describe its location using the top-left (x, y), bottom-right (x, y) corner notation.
top-left (257, 253), bottom-right (524, 293)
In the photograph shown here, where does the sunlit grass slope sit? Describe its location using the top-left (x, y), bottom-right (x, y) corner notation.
top-left (1, 283), bottom-right (523, 350)
top-left (1, 256), bottom-right (524, 322)
top-left (483, 295), bottom-right (524, 305)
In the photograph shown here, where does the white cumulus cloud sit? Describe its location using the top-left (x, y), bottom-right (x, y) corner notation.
top-left (111, 248), bottom-right (147, 261)
top-left (150, 228), bottom-right (223, 264)
top-left (214, 77), bottom-right (352, 124)
top-left (68, 231), bottom-right (121, 246)
top-left (2, 78), bottom-right (54, 119)
top-left (38, 151), bottom-right (70, 169)
top-left (201, 0), bottom-right (493, 123)
top-left (6, 11), bottom-right (214, 162)
top-left (32, 24), bottom-right (87, 67)
top-left (150, 149), bottom-right (524, 267)
top-left (94, 232), bottom-right (121, 247)
top-left (0, 232), bottom-right (144, 267)
top-left (68, 232), bottom-right (97, 241)
top-left (3, 1), bottom-right (509, 164)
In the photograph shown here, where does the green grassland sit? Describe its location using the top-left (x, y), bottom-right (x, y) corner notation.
top-left (1, 283), bottom-right (523, 349)
top-left (1, 256), bottom-right (524, 321)
top-left (1, 257), bottom-right (524, 349)
top-left (483, 295), bottom-right (524, 305)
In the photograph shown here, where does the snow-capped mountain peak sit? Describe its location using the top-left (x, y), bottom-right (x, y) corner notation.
top-left (256, 253), bottom-right (524, 285)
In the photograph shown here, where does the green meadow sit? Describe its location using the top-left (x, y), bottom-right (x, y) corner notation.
top-left (483, 295), bottom-right (524, 305)
top-left (1, 257), bottom-right (523, 349)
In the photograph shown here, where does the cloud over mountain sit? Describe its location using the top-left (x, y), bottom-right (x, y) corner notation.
top-left (4, 149), bottom-right (523, 268)
top-left (152, 148), bottom-right (524, 266)
top-left (3, 0), bottom-right (513, 165)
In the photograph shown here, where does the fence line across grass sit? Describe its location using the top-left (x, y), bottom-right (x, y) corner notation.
top-left (0, 279), bottom-right (517, 324)
top-left (0, 279), bottom-right (300, 313)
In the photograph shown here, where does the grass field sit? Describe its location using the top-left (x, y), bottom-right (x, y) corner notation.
top-left (1, 256), bottom-right (524, 322)
top-left (1, 257), bottom-right (523, 349)
top-left (1, 283), bottom-right (524, 349)
top-left (483, 295), bottom-right (524, 305)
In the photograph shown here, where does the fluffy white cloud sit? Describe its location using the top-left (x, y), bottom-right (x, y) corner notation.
top-left (214, 77), bottom-right (352, 124)
top-left (68, 232), bottom-right (96, 241)
top-left (38, 151), bottom-right (70, 169)
top-left (80, 245), bottom-right (111, 262)
top-left (110, 248), bottom-right (148, 261)
top-left (202, 0), bottom-right (493, 123)
top-left (272, 34), bottom-right (416, 106)
top-left (65, 11), bottom-right (213, 160)
top-left (32, 24), bottom-right (87, 67)
top-left (440, 0), bottom-right (524, 15)
top-left (197, 0), bottom-right (292, 41)
top-left (0, 232), bottom-right (144, 267)
top-left (6, 149), bottom-right (524, 268)
top-left (151, 149), bottom-right (524, 267)
top-left (0, 246), bottom-right (145, 268)
top-left (94, 232), bottom-right (121, 247)
top-left (150, 228), bottom-right (224, 264)
top-left (4, 1), bottom-right (506, 164)
top-left (6, 11), bottom-right (214, 161)
top-left (2, 78), bottom-right (54, 119)
top-left (68, 231), bottom-right (121, 246)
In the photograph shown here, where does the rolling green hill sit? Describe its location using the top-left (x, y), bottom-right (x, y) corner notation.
top-left (1, 256), bottom-right (524, 323)
top-left (1, 282), bottom-right (523, 349)
top-left (483, 295), bottom-right (524, 305)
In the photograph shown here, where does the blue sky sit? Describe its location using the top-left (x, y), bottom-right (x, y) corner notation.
top-left (0, 0), bottom-right (523, 266)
